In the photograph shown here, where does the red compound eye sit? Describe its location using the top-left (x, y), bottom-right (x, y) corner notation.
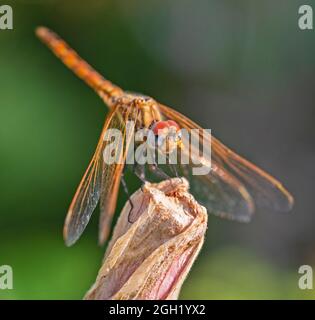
top-left (152, 121), bottom-right (168, 135)
top-left (152, 120), bottom-right (180, 135)
top-left (166, 120), bottom-right (180, 131)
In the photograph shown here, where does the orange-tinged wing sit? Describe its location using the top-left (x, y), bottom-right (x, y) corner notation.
top-left (64, 105), bottom-right (139, 246)
top-left (158, 103), bottom-right (294, 221)
top-left (64, 106), bottom-right (119, 246)
top-left (98, 105), bottom-right (140, 244)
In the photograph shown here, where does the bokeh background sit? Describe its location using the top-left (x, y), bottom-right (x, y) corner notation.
top-left (0, 0), bottom-right (315, 299)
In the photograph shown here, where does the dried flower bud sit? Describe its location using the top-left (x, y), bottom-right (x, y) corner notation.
top-left (85, 178), bottom-right (207, 300)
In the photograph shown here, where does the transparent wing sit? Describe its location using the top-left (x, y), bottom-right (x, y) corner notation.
top-left (64, 105), bottom-right (139, 246)
top-left (158, 103), bottom-right (294, 222)
top-left (98, 105), bottom-right (140, 244)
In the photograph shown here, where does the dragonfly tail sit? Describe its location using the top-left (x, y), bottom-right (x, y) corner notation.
top-left (36, 26), bottom-right (122, 108)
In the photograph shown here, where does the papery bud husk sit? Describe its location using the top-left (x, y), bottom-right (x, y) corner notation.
top-left (85, 178), bottom-right (207, 300)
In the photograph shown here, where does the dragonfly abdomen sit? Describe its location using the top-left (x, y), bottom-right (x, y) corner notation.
top-left (36, 27), bottom-right (122, 108)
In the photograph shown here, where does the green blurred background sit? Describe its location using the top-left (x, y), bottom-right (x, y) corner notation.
top-left (0, 0), bottom-right (315, 299)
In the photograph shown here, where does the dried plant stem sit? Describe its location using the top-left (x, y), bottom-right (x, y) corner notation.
top-left (85, 178), bottom-right (207, 300)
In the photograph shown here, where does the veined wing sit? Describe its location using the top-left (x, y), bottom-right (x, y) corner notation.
top-left (158, 103), bottom-right (294, 222)
top-left (64, 105), bottom-right (139, 246)
top-left (98, 105), bottom-right (140, 244)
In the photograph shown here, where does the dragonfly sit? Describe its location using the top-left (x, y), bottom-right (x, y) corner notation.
top-left (36, 26), bottom-right (294, 246)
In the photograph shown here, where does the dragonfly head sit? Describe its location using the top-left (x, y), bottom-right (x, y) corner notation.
top-left (151, 120), bottom-right (183, 154)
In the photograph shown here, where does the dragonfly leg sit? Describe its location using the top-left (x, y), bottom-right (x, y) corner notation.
top-left (132, 164), bottom-right (146, 183)
top-left (120, 173), bottom-right (134, 223)
top-left (149, 163), bottom-right (171, 180)
top-left (170, 163), bottom-right (179, 178)
top-left (132, 164), bottom-right (147, 192)
top-left (170, 163), bottom-right (185, 184)
top-left (150, 161), bottom-right (186, 188)
top-left (165, 153), bottom-right (185, 183)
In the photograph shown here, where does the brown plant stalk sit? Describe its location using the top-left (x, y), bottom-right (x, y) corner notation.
top-left (85, 178), bottom-right (207, 300)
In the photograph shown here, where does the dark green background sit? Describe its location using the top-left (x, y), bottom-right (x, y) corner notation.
top-left (0, 0), bottom-right (314, 299)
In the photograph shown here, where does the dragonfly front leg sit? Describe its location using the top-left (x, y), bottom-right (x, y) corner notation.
top-left (132, 163), bottom-right (146, 184)
top-left (133, 162), bottom-right (171, 190)
top-left (120, 170), bottom-right (134, 224)
top-left (131, 163), bottom-right (146, 193)
top-left (148, 163), bottom-right (171, 180)
top-left (170, 163), bottom-right (179, 178)
top-left (169, 161), bottom-right (185, 184)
